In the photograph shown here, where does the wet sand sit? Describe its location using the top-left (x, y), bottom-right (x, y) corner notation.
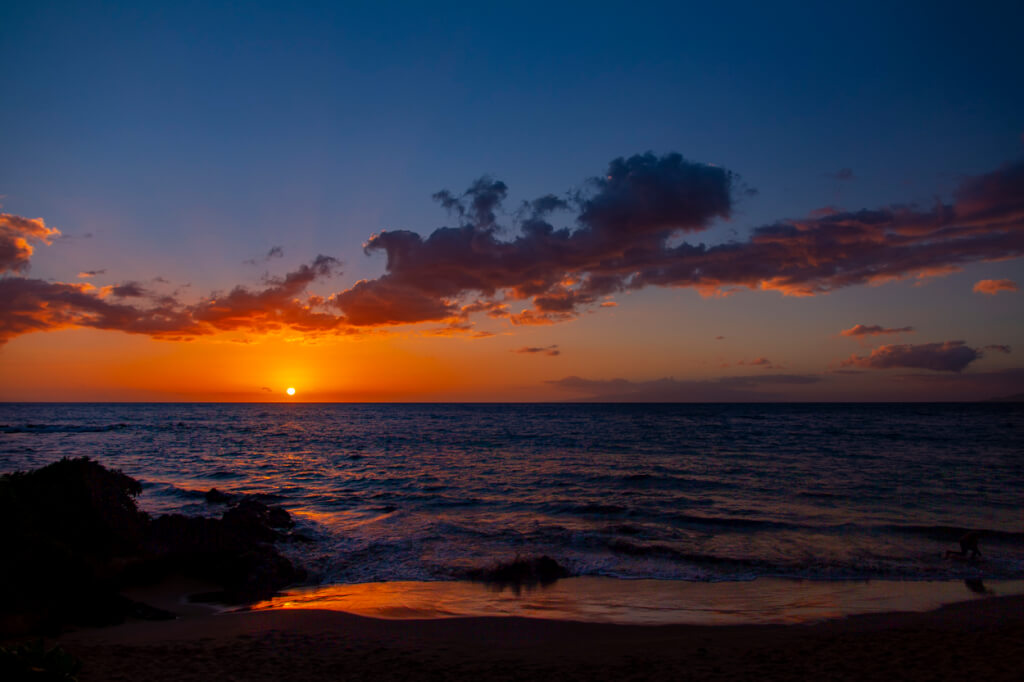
top-left (57, 586), bottom-right (1024, 681)
top-left (244, 576), bottom-right (1024, 625)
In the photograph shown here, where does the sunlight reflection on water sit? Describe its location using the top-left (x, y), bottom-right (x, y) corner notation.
top-left (246, 577), bottom-right (1024, 626)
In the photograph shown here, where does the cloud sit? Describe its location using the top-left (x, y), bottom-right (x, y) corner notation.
top-left (829, 168), bottom-right (855, 181)
top-left (0, 278), bottom-right (205, 342)
top-left (77, 270), bottom-right (106, 278)
top-left (244, 246), bottom-right (286, 265)
top-left (547, 373), bottom-right (821, 402)
top-left (111, 281), bottom-right (148, 298)
top-left (973, 278), bottom-right (1018, 295)
top-left (839, 341), bottom-right (983, 372)
top-left (983, 344), bottom-right (1011, 354)
top-left (513, 344), bottom-right (560, 356)
top-left (329, 153), bottom-right (737, 326)
top-left (0, 255), bottom-right (345, 344)
top-left (3, 154), bottom-right (1024, 345)
top-left (191, 255), bottom-right (343, 334)
top-left (737, 357), bottom-right (779, 368)
top-left (330, 155), bottom-right (1024, 324)
top-left (883, 367), bottom-right (1024, 401)
top-left (840, 324), bottom-right (915, 337)
top-left (1, 212), bottom-right (60, 273)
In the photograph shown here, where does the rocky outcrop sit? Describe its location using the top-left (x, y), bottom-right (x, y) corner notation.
top-left (144, 496), bottom-right (305, 603)
top-left (464, 555), bottom-right (570, 587)
top-left (0, 458), bottom-right (305, 636)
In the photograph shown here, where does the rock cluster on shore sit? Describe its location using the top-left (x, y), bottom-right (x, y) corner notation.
top-left (464, 555), bottom-right (570, 587)
top-left (0, 457), bottom-right (306, 636)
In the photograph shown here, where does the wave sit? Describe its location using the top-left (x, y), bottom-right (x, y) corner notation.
top-left (877, 524), bottom-right (1024, 543)
top-left (562, 503), bottom-right (629, 515)
top-left (1, 423), bottom-right (129, 434)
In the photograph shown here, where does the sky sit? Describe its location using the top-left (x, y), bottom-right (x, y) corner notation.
top-left (1, 0), bottom-right (1022, 402)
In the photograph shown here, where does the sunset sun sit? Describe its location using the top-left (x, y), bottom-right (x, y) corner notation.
top-left (286, 387), bottom-right (296, 396)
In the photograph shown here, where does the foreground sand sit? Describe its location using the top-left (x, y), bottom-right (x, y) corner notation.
top-left (57, 594), bottom-right (1024, 681)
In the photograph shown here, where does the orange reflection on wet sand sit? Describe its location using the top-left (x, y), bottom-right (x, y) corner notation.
top-left (246, 577), bottom-right (1024, 626)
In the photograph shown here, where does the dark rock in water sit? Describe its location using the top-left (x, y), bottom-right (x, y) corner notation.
top-left (204, 487), bottom-right (234, 504)
top-left (1, 456), bottom-right (148, 558)
top-left (223, 497), bottom-right (294, 536)
top-left (465, 555), bottom-right (570, 586)
top-left (146, 509), bottom-right (305, 603)
top-left (0, 457), bottom-right (305, 635)
top-left (0, 457), bottom-right (149, 634)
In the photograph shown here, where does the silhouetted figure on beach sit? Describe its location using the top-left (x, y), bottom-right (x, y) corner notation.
top-left (945, 530), bottom-right (982, 560)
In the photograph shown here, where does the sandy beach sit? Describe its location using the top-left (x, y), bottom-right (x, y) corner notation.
top-left (55, 589), bottom-right (1024, 681)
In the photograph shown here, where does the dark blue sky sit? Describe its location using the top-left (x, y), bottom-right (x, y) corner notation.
top-left (4, 1), bottom-right (1021, 281)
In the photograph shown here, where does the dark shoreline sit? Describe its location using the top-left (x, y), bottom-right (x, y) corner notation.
top-left (54, 594), bottom-right (1024, 681)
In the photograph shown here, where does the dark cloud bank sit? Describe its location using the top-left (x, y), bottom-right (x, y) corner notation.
top-left (2, 154), bottom-right (1024, 357)
top-left (546, 367), bottom-right (1024, 402)
top-left (841, 341), bottom-right (988, 373)
top-left (548, 374), bottom-right (822, 402)
top-left (841, 324), bottom-right (915, 338)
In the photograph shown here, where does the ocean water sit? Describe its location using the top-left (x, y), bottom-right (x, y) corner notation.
top-left (2, 403), bottom-right (1022, 586)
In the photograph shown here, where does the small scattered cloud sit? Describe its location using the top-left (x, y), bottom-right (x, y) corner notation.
top-left (841, 324), bottom-right (915, 337)
top-left (715, 335), bottom-right (725, 340)
top-left (737, 357), bottom-right (780, 369)
top-left (973, 279), bottom-right (1018, 295)
top-left (839, 341), bottom-right (983, 373)
top-left (828, 168), bottom-right (855, 181)
top-left (77, 270), bottom-right (106, 278)
top-left (244, 246), bottom-right (286, 265)
top-left (111, 281), bottom-right (148, 298)
top-left (514, 344), bottom-right (560, 356)
top-left (983, 344), bottom-right (1012, 354)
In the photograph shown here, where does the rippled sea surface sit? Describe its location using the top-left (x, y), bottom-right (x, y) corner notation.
top-left (2, 403), bottom-right (1022, 584)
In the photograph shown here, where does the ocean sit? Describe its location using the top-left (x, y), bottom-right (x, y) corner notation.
top-left (2, 402), bottom-right (1022, 587)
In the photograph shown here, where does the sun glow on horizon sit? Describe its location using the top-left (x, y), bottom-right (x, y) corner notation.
top-left (286, 387), bottom-right (296, 396)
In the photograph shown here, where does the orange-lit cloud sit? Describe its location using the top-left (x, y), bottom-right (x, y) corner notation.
top-left (841, 324), bottom-right (915, 337)
top-left (0, 278), bottom-right (205, 342)
top-left (2, 155), bottom-right (1024, 346)
top-left (331, 155), bottom-right (1024, 323)
top-left (972, 278), bottom-right (1018, 295)
top-left (0, 212), bottom-right (60, 273)
top-left (0, 256), bottom-right (346, 344)
top-left (191, 255), bottom-right (344, 334)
